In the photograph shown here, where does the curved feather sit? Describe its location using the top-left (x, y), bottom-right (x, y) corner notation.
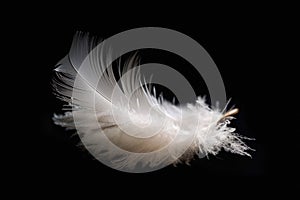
top-left (53, 32), bottom-right (252, 172)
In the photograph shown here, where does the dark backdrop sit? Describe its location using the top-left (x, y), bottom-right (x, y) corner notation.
top-left (10, 5), bottom-right (297, 192)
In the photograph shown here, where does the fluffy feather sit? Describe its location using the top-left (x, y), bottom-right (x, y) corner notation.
top-left (53, 32), bottom-right (252, 172)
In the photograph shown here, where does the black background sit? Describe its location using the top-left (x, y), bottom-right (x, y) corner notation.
top-left (8, 3), bottom-right (298, 193)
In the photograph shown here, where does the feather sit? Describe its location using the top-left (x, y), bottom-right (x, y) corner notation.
top-left (52, 32), bottom-right (252, 172)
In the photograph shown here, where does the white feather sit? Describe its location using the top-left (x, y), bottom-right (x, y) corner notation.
top-left (53, 32), bottom-right (252, 172)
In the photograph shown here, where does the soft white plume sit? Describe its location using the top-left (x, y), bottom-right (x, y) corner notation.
top-left (53, 32), bottom-right (252, 172)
